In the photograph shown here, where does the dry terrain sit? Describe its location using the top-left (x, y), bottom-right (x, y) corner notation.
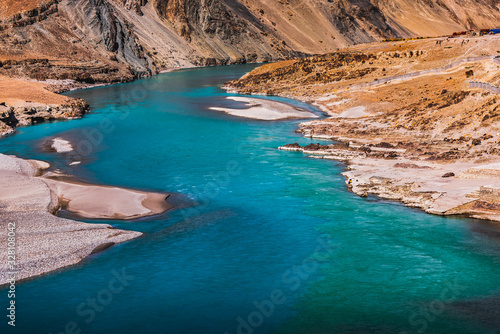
top-left (227, 35), bottom-right (500, 222)
top-left (0, 75), bottom-right (88, 137)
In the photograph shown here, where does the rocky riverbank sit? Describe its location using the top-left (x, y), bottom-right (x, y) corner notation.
top-left (227, 36), bottom-right (500, 223)
top-left (280, 143), bottom-right (500, 222)
top-left (0, 76), bottom-right (89, 137)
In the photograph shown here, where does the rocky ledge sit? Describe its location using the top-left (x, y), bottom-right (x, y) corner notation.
top-left (0, 76), bottom-right (90, 137)
top-left (0, 98), bottom-right (89, 137)
top-left (280, 142), bottom-right (500, 223)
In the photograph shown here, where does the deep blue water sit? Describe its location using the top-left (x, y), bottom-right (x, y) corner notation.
top-left (1, 64), bottom-right (500, 334)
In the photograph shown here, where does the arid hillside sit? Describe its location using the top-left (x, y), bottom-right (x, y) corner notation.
top-left (373, 0), bottom-right (500, 37)
top-left (0, 0), bottom-right (499, 85)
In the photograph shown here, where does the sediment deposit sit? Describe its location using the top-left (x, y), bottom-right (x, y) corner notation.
top-left (0, 153), bottom-right (174, 285)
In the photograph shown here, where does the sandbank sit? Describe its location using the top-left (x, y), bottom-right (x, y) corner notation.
top-left (0, 153), bottom-right (173, 285)
top-left (210, 96), bottom-right (319, 120)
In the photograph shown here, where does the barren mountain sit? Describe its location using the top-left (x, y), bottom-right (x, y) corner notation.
top-left (0, 0), bottom-right (499, 85)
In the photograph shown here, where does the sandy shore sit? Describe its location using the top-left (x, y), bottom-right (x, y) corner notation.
top-left (0, 154), bottom-right (172, 285)
top-left (42, 176), bottom-right (173, 220)
top-left (210, 96), bottom-right (319, 120)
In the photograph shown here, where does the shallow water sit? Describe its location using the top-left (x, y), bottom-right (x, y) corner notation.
top-left (1, 64), bottom-right (500, 334)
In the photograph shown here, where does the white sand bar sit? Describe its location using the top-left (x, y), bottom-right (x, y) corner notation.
top-left (210, 96), bottom-right (319, 120)
top-left (51, 137), bottom-right (73, 153)
top-left (42, 178), bottom-right (172, 220)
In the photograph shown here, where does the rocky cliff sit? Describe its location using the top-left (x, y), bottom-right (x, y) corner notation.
top-left (0, 0), bottom-right (499, 83)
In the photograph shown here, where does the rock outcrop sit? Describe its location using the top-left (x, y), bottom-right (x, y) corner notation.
top-left (62, 0), bottom-right (151, 76)
top-left (153, 0), bottom-right (293, 65)
top-left (0, 75), bottom-right (90, 136)
top-left (0, 98), bottom-right (89, 136)
top-left (1, 0), bottom-right (500, 84)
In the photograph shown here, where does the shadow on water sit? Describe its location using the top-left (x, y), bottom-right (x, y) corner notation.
top-left (150, 209), bottom-right (236, 238)
top-left (467, 220), bottom-right (500, 240)
top-left (449, 294), bottom-right (500, 332)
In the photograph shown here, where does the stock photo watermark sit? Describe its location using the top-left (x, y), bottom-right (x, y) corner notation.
top-left (6, 221), bottom-right (17, 327)
top-left (225, 236), bottom-right (339, 334)
top-left (180, 159), bottom-right (243, 220)
top-left (63, 77), bottom-right (164, 164)
top-left (48, 267), bottom-right (135, 334)
top-left (179, 126), bottom-right (285, 221)
top-left (401, 279), bottom-right (467, 334)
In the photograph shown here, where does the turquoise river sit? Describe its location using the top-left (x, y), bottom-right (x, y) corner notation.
top-left (1, 64), bottom-right (500, 334)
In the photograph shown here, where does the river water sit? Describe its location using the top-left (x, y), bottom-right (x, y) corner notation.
top-left (1, 64), bottom-right (500, 334)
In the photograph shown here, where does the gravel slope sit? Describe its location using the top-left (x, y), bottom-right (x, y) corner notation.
top-left (0, 154), bottom-right (142, 285)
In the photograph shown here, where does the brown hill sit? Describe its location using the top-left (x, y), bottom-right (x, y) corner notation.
top-left (0, 0), bottom-right (499, 84)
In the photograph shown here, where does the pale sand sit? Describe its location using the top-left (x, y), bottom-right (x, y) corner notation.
top-left (280, 144), bottom-right (500, 222)
top-left (334, 106), bottom-right (369, 118)
top-left (316, 94), bottom-right (338, 102)
top-left (459, 163), bottom-right (500, 179)
top-left (51, 137), bottom-right (73, 153)
top-left (0, 154), bottom-right (171, 285)
top-left (42, 177), bottom-right (173, 220)
top-left (341, 157), bottom-right (500, 221)
top-left (327, 99), bottom-right (351, 106)
top-left (210, 96), bottom-right (319, 120)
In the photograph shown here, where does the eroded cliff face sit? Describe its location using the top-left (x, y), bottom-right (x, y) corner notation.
top-left (152, 0), bottom-right (297, 65)
top-left (0, 0), bottom-right (151, 83)
top-left (326, 0), bottom-right (398, 43)
top-left (63, 0), bottom-right (151, 74)
top-left (0, 0), bottom-right (500, 84)
top-left (373, 0), bottom-right (500, 37)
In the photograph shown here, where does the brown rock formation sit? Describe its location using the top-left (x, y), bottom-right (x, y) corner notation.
top-left (1, 0), bottom-right (499, 84)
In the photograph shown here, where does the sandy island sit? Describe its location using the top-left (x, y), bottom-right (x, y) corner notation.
top-left (210, 96), bottom-right (319, 120)
top-left (0, 153), bottom-right (172, 285)
top-left (43, 176), bottom-right (173, 220)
